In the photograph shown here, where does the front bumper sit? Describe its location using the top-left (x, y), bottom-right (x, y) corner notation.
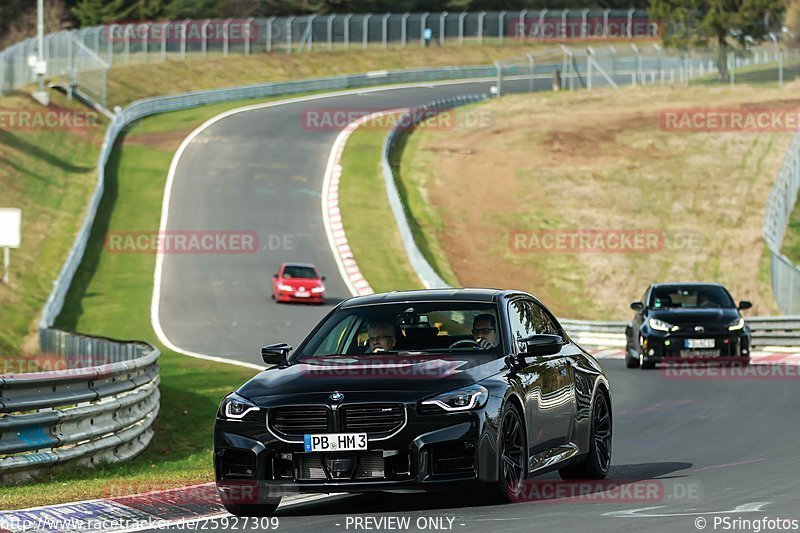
top-left (213, 401), bottom-right (499, 502)
top-left (275, 290), bottom-right (324, 303)
top-left (640, 330), bottom-right (750, 364)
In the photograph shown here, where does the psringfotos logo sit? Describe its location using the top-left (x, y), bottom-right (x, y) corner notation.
top-left (0, 108), bottom-right (102, 132)
top-left (661, 108), bottom-right (800, 132)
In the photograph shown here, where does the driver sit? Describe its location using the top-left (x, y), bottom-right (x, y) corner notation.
top-left (366, 321), bottom-right (397, 353)
top-left (472, 314), bottom-right (498, 349)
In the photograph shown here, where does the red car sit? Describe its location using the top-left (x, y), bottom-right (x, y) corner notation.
top-left (272, 262), bottom-right (326, 304)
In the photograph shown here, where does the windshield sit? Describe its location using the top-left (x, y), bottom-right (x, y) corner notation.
top-left (649, 286), bottom-right (735, 309)
top-left (295, 301), bottom-right (503, 360)
top-left (282, 265), bottom-right (318, 279)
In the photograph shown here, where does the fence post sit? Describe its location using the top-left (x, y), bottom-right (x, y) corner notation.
top-left (327, 15), bottom-right (335, 50)
top-left (439, 12), bottom-right (447, 47)
top-left (459, 12), bottom-right (466, 45)
top-left (684, 51), bottom-right (689, 86)
top-left (143, 23), bottom-right (151, 62)
top-left (478, 12), bottom-right (486, 45)
top-left (401, 13), bottom-right (410, 47)
top-left (581, 8), bottom-right (589, 39)
top-left (363, 14), bottom-right (371, 49)
top-left (108, 24), bottom-right (116, 65)
top-left (307, 15), bottom-right (316, 51)
top-left (124, 24), bottom-right (131, 64)
top-left (561, 9), bottom-right (568, 39)
top-left (181, 21), bottom-right (188, 60)
top-left (495, 61), bottom-right (502, 96)
top-left (728, 51), bottom-right (734, 85)
top-left (609, 45), bottom-right (616, 75)
top-left (286, 16), bottom-right (294, 54)
top-left (779, 51), bottom-right (784, 87)
top-left (499, 11), bottom-right (507, 44)
top-left (245, 17), bottom-right (253, 55)
top-left (344, 14), bottom-right (352, 49)
top-left (627, 8), bottom-right (635, 38)
top-left (527, 52), bottom-right (534, 92)
top-left (266, 17), bottom-right (274, 53)
top-left (518, 10), bottom-right (527, 41)
top-left (421, 13), bottom-right (429, 47)
top-left (603, 9), bottom-right (610, 37)
top-left (587, 50), bottom-right (593, 90)
top-left (382, 13), bottom-right (390, 48)
top-left (223, 19), bottom-right (232, 57)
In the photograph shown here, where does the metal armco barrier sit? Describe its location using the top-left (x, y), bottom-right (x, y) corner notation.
top-left (0, 330), bottom-right (159, 481)
top-left (560, 318), bottom-right (800, 348)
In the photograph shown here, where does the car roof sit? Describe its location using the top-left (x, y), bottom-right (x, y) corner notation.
top-left (338, 288), bottom-right (511, 308)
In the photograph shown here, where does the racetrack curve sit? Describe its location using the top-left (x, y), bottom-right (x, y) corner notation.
top-left (150, 78), bottom-right (800, 531)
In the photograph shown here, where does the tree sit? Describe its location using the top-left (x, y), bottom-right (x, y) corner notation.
top-left (650, 0), bottom-right (784, 80)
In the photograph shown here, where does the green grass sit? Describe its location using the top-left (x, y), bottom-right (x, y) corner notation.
top-left (338, 123), bottom-right (423, 292)
top-left (0, 92), bottom-right (105, 357)
top-left (781, 199), bottom-right (800, 264)
top-left (392, 126), bottom-right (461, 287)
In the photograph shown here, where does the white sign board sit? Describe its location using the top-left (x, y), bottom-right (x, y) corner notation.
top-left (0, 208), bottom-right (21, 248)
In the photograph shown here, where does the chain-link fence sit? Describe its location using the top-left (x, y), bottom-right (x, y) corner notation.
top-left (494, 43), bottom-right (798, 94)
top-left (0, 9), bottom-right (655, 103)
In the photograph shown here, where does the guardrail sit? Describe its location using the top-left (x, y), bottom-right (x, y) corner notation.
top-left (1, 329), bottom-right (159, 481)
top-left (561, 318), bottom-right (800, 348)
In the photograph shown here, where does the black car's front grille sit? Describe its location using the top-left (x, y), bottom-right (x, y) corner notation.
top-left (270, 406), bottom-right (330, 436)
top-left (342, 403), bottom-right (405, 434)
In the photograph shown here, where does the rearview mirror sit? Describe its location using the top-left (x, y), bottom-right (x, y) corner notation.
top-left (261, 343), bottom-right (292, 365)
top-left (738, 300), bottom-right (752, 310)
top-left (521, 334), bottom-right (564, 357)
top-left (630, 302), bottom-right (644, 312)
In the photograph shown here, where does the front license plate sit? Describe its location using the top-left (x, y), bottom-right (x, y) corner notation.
top-left (294, 291), bottom-right (310, 298)
top-left (304, 433), bottom-right (368, 452)
top-left (685, 338), bottom-right (715, 349)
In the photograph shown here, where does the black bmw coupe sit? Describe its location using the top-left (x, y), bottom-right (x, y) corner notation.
top-left (214, 289), bottom-right (612, 516)
top-left (625, 282), bottom-right (752, 369)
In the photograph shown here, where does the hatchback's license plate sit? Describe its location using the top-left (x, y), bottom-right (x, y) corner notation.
top-left (294, 291), bottom-right (310, 298)
top-left (303, 433), bottom-right (368, 452)
top-left (686, 338), bottom-right (715, 349)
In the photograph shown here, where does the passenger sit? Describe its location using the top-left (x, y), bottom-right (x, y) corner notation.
top-left (472, 314), bottom-right (498, 349)
top-left (366, 321), bottom-right (397, 353)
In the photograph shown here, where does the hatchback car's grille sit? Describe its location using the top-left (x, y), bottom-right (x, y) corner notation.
top-left (342, 403), bottom-right (405, 434)
top-left (270, 406), bottom-right (330, 436)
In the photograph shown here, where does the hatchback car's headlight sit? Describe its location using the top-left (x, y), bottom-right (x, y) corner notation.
top-left (421, 384), bottom-right (488, 412)
top-left (728, 317), bottom-right (745, 331)
top-left (278, 284), bottom-right (293, 291)
top-left (219, 393), bottom-right (259, 420)
top-left (311, 285), bottom-right (325, 293)
top-left (648, 318), bottom-right (678, 332)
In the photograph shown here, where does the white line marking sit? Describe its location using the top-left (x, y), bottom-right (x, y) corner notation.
top-left (604, 502), bottom-right (769, 518)
top-left (150, 79), bottom-right (494, 367)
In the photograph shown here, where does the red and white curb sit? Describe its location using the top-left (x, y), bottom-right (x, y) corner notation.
top-left (321, 109), bottom-right (409, 297)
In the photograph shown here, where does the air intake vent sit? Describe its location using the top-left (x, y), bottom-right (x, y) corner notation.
top-left (342, 403), bottom-right (405, 434)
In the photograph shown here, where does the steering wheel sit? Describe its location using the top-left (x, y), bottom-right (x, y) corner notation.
top-left (448, 339), bottom-right (482, 349)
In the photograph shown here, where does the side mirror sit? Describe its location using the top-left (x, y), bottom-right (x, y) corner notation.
top-left (261, 343), bottom-right (292, 365)
top-left (738, 300), bottom-right (752, 310)
top-left (321, 276), bottom-right (326, 281)
top-left (521, 334), bottom-right (564, 358)
top-left (272, 273), bottom-right (278, 279)
top-left (630, 301), bottom-right (644, 312)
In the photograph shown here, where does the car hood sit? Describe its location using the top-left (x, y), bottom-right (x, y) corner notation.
top-left (238, 354), bottom-right (505, 400)
top-left (649, 307), bottom-right (740, 326)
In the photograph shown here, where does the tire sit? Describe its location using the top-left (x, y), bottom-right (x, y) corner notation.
top-left (222, 500), bottom-right (280, 517)
top-left (488, 402), bottom-right (527, 502)
top-left (639, 350), bottom-right (655, 369)
top-left (559, 391), bottom-right (611, 480)
top-left (625, 350), bottom-right (640, 369)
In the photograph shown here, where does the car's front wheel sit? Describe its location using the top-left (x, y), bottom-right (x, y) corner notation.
top-left (489, 401), bottom-right (527, 502)
top-left (222, 500), bottom-right (281, 517)
top-left (559, 391), bottom-right (611, 480)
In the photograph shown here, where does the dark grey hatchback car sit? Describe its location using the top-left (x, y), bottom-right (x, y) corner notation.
top-left (214, 289), bottom-right (612, 516)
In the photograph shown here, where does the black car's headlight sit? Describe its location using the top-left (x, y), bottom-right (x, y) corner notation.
top-left (728, 317), bottom-right (745, 331)
top-left (648, 318), bottom-right (678, 332)
top-left (421, 384), bottom-right (488, 412)
top-left (219, 393), bottom-right (260, 420)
